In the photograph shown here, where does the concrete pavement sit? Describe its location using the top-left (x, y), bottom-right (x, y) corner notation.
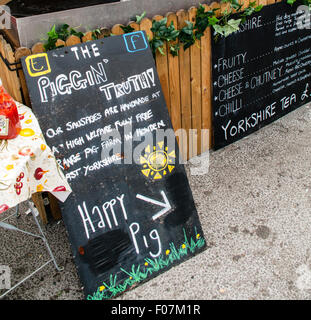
top-left (0, 102), bottom-right (311, 300)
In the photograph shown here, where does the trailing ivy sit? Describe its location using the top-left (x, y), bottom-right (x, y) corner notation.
top-left (150, 18), bottom-right (181, 56)
top-left (43, 0), bottom-right (266, 55)
top-left (44, 24), bottom-right (84, 50)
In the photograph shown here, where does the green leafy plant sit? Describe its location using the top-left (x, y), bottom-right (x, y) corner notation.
top-left (178, 20), bottom-right (196, 50)
top-left (149, 17), bottom-right (180, 56)
top-left (44, 24), bottom-right (84, 50)
top-left (194, 4), bottom-right (220, 40)
top-left (208, 0), bottom-right (263, 41)
top-left (120, 25), bottom-right (135, 34)
top-left (44, 1), bottom-right (265, 55)
top-left (136, 11), bottom-right (146, 24)
top-left (92, 28), bottom-right (101, 40)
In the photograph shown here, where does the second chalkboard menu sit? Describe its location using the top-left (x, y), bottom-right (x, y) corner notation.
top-left (212, 1), bottom-right (311, 149)
top-left (22, 32), bottom-right (206, 299)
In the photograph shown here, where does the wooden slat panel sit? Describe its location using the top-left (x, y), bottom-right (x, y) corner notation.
top-left (189, 6), bottom-right (202, 158)
top-left (111, 24), bottom-right (125, 35)
top-left (258, 0), bottom-right (268, 6)
top-left (48, 193), bottom-right (62, 221)
top-left (0, 36), bottom-right (22, 102)
top-left (55, 39), bottom-right (66, 48)
top-left (166, 12), bottom-right (181, 140)
top-left (31, 42), bottom-right (45, 54)
top-left (5, 43), bottom-right (22, 102)
top-left (98, 27), bottom-right (111, 39)
top-left (65, 35), bottom-right (81, 47)
top-left (3, 43), bottom-right (17, 100)
top-left (153, 15), bottom-right (171, 114)
top-left (15, 47), bottom-right (32, 106)
top-left (128, 21), bottom-right (140, 31)
top-left (220, 1), bottom-right (231, 14)
top-left (82, 31), bottom-right (93, 42)
top-left (140, 18), bottom-right (153, 40)
top-left (0, 35), bottom-right (10, 93)
top-left (242, 0), bottom-right (250, 10)
top-left (32, 193), bottom-right (48, 225)
top-left (211, 1), bottom-right (222, 18)
top-left (176, 9), bottom-right (191, 160)
top-left (201, 4), bottom-right (213, 152)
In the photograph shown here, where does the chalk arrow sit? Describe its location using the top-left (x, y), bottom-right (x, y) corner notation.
top-left (136, 191), bottom-right (172, 221)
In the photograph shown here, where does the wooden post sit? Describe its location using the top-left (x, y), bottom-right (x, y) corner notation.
top-left (189, 7), bottom-right (202, 159)
top-left (166, 12), bottom-right (182, 142)
top-left (176, 9), bottom-right (191, 161)
top-left (111, 24), bottom-right (125, 35)
top-left (31, 193), bottom-right (48, 225)
top-left (65, 35), bottom-right (81, 47)
top-left (14, 47), bottom-right (32, 106)
top-left (5, 43), bottom-right (22, 102)
top-left (0, 35), bottom-right (10, 94)
top-left (140, 18), bottom-right (153, 40)
top-left (82, 31), bottom-right (93, 43)
top-left (201, 4), bottom-right (213, 153)
top-left (153, 15), bottom-right (171, 115)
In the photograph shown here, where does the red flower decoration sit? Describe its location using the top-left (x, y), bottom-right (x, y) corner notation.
top-left (34, 168), bottom-right (48, 180)
top-left (0, 204), bottom-right (9, 214)
top-left (53, 186), bottom-right (67, 192)
top-left (18, 147), bottom-right (34, 157)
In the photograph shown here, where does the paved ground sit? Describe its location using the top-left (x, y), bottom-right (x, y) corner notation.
top-left (1, 103), bottom-right (311, 300)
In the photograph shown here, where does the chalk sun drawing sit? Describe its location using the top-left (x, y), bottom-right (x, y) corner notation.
top-left (140, 141), bottom-right (176, 180)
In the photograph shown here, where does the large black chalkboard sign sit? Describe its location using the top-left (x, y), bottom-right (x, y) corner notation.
top-left (22, 31), bottom-right (206, 299)
top-left (212, 1), bottom-right (311, 149)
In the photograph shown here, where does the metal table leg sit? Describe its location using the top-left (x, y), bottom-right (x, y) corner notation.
top-left (0, 201), bottom-right (63, 299)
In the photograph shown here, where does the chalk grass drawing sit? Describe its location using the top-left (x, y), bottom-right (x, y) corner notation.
top-left (87, 228), bottom-right (205, 300)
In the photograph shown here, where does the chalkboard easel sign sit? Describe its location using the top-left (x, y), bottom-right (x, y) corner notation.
top-left (212, 1), bottom-right (311, 150)
top-left (22, 31), bottom-right (206, 299)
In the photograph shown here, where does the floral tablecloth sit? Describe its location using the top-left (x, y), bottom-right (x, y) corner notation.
top-left (0, 100), bottom-right (72, 214)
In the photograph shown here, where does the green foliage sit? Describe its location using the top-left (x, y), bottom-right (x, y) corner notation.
top-left (149, 18), bottom-right (180, 56)
top-left (87, 228), bottom-right (205, 300)
top-left (179, 20), bottom-right (196, 50)
top-left (92, 28), bottom-right (101, 40)
top-left (136, 11), bottom-right (146, 24)
top-left (195, 4), bottom-right (220, 40)
top-left (210, 0), bottom-right (263, 41)
top-left (44, 1), bottom-right (266, 55)
top-left (213, 18), bottom-right (242, 37)
top-left (44, 25), bottom-right (58, 51)
top-left (120, 25), bottom-right (135, 34)
top-left (44, 24), bottom-right (84, 50)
